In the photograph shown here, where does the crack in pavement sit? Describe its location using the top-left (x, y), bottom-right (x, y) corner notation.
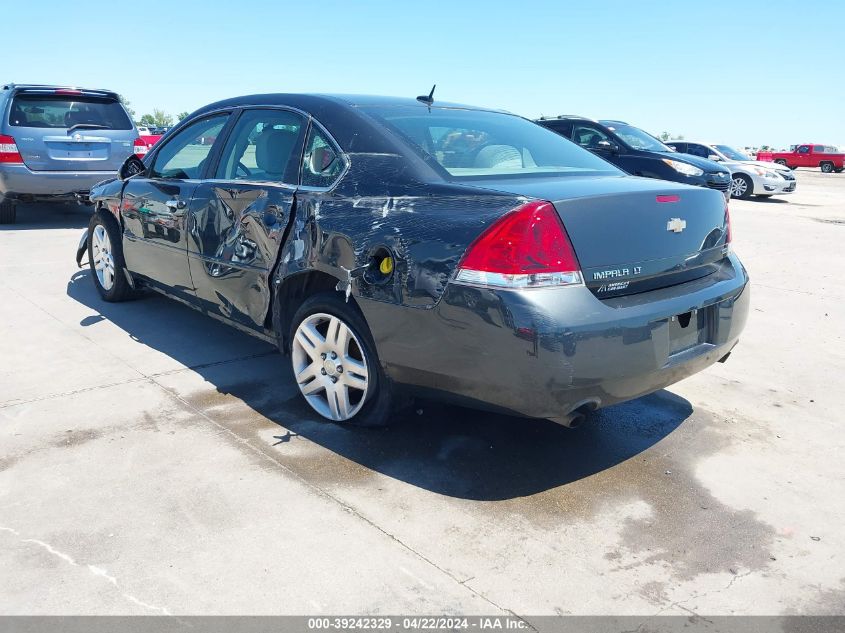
top-left (145, 374), bottom-right (536, 627)
top-left (0, 525), bottom-right (171, 615)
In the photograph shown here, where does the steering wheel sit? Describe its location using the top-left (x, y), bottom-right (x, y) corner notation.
top-left (237, 161), bottom-right (252, 178)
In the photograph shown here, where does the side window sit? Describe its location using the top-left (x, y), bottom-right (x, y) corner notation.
top-left (215, 109), bottom-right (305, 183)
top-left (572, 124), bottom-right (612, 150)
top-left (813, 145), bottom-right (825, 153)
top-left (798, 145), bottom-right (810, 154)
top-left (686, 144), bottom-right (710, 158)
top-left (667, 142), bottom-right (685, 153)
top-left (301, 125), bottom-right (344, 188)
top-left (150, 114), bottom-right (229, 179)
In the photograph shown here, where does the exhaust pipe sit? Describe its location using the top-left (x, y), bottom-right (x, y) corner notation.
top-left (553, 401), bottom-right (600, 429)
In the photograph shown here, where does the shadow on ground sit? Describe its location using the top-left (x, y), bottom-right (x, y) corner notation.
top-left (67, 270), bottom-right (693, 500)
top-left (0, 202), bottom-right (91, 231)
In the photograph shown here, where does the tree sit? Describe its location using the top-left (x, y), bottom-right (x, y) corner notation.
top-left (177, 111), bottom-right (190, 121)
top-left (118, 94), bottom-right (135, 119)
top-left (140, 109), bottom-right (174, 127)
top-left (660, 131), bottom-right (684, 141)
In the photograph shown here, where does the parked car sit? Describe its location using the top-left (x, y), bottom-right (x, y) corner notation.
top-left (665, 141), bottom-right (796, 199)
top-left (76, 94), bottom-right (748, 428)
top-left (536, 116), bottom-right (732, 199)
top-left (0, 83), bottom-right (143, 223)
top-left (136, 126), bottom-right (152, 135)
top-left (766, 144), bottom-right (845, 173)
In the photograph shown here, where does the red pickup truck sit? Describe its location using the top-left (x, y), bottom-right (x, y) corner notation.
top-left (762, 144), bottom-right (844, 173)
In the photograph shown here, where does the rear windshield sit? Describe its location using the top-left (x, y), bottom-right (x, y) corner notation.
top-left (359, 105), bottom-right (621, 179)
top-left (8, 95), bottom-right (132, 130)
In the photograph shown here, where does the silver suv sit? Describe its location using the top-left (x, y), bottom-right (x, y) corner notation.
top-left (0, 84), bottom-right (140, 223)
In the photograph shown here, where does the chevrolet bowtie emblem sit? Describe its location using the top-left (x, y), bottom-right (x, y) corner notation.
top-left (666, 218), bottom-right (687, 233)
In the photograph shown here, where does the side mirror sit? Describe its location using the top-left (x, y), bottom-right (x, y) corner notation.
top-left (595, 140), bottom-right (620, 153)
top-left (708, 154), bottom-right (722, 162)
top-left (119, 155), bottom-right (146, 180)
top-left (308, 146), bottom-right (337, 174)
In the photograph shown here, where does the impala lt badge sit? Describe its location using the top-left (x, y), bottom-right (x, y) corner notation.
top-left (667, 218), bottom-right (687, 233)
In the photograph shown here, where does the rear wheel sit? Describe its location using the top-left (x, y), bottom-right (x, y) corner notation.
top-left (0, 199), bottom-right (16, 224)
top-left (88, 211), bottom-right (134, 302)
top-left (289, 292), bottom-right (400, 427)
top-left (820, 162), bottom-right (834, 173)
top-left (774, 159), bottom-right (788, 168)
top-left (730, 174), bottom-right (753, 199)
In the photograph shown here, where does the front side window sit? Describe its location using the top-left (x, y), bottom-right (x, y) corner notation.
top-left (215, 109), bottom-right (305, 183)
top-left (602, 122), bottom-right (670, 152)
top-left (150, 114), bottom-right (229, 179)
top-left (9, 94), bottom-right (132, 130)
top-left (360, 106), bottom-right (620, 179)
top-left (798, 145), bottom-right (810, 154)
top-left (301, 125), bottom-right (344, 188)
top-left (572, 124), bottom-right (613, 151)
top-left (685, 144), bottom-right (711, 158)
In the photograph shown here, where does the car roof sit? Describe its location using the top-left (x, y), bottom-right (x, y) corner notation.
top-left (195, 93), bottom-right (505, 115)
top-left (536, 115), bottom-right (596, 122)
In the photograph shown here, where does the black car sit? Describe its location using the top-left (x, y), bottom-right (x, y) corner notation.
top-left (536, 116), bottom-right (731, 198)
top-left (76, 94), bottom-right (748, 429)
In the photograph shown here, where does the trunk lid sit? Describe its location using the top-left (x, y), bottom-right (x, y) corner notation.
top-left (470, 175), bottom-right (730, 297)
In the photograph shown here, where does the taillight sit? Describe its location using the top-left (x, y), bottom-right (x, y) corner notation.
top-left (0, 134), bottom-right (23, 164)
top-left (133, 137), bottom-right (149, 158)
top-left (455, 200), bottom-right (582, 289)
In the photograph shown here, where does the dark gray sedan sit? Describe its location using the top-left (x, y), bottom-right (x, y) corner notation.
top-left (78, 93), bottom-right (749, 428)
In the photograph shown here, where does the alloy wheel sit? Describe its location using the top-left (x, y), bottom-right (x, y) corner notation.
top-left (730, 176), bottom-right (748, 198)
top-left (91, 224), bottom-right (115, 290)
top-left (291, 312), bottom-right (370, 421)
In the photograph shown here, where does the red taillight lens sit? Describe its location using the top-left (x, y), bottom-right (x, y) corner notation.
top-left (133, 137), bottom-right (149, 158)
top-left (0, 134), bottom-right (23, 164)
top-left (455, 200), bottom-right (582, 288)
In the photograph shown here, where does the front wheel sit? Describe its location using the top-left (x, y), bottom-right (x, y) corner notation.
top-left (730, 174), bottom-right (753, 199)
top-left (289, 292), bottom-right (400, 427)
top-left (88, 211), bottom-right (134, 302)
top-left (820, 162), bottom-right (834, 173)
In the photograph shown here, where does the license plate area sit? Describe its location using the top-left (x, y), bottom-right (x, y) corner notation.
top-left (668, 307), bottom-right (713, 356)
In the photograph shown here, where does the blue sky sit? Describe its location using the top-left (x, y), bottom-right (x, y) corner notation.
top-left (6, 1), bottom-right (844, 148)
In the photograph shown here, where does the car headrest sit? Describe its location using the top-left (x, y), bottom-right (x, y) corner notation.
top-left (255, 128), bottom-right (296, 177)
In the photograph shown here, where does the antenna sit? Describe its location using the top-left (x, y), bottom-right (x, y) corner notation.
top-left (416, 84), bottom-right (436, 105)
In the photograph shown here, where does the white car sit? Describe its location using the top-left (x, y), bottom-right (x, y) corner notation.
top-left (666, 141), bottom-right (796, 200)
top-left (136, 126), bottom-right (151, 136)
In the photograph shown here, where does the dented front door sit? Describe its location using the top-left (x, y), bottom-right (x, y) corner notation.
top-left (186, 182), bottom-right (294, 328)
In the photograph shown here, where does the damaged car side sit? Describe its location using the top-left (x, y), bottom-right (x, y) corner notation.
top-left (77, 94), bottom-right (749, 428)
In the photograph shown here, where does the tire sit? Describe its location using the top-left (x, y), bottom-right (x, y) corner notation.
top-left (87, 210), bottom-right (134, 302)
top-left (820, 162), bottom-right (834, 173)
top-left (774, 159), bottom-right (788, 167)
top-left (288, 292), bottom-right (400, 427)
top-left (0, 199), bottom-right (16, 224)
top-left (730, 174), bottom-right (753, 199)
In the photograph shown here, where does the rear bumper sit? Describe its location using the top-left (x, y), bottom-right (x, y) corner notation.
top-left (0, 164), bottom-right (116, 201)
top-left (360, 253), bottom-right (749, 423)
